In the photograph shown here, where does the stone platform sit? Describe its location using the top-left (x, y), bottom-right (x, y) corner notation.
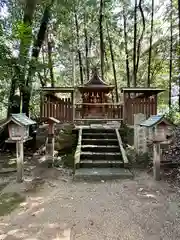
top-left (74, 168), bottom-right (133, 181)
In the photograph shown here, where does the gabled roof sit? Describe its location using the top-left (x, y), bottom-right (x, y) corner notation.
top-left (77, 69), bottom-right (115, 92)
top-left (0, 113), bottom-right (36, 128)
top-left (140, 115), bottom-right (174, 128)
top-left (84, 70), bottom-right (108, 86)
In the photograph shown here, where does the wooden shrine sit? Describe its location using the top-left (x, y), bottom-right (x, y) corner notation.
top-left (121, 87), bottom-right (165, 125)
top-left (76, 68), bottom-right (116, 119)
top-left (0, 114), bottom-right (36, 182)
top-left (40, 70), bottom-right (165, 125)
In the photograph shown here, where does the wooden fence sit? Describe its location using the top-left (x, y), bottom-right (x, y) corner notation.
top-left (41, 97), bottom-right (73, 122)
top-left (74, 103), bottom-right (123, 120)
top-left (124, 97), bottom-right (156, 125)
top-left (41, 95), bottom-right (157, 125)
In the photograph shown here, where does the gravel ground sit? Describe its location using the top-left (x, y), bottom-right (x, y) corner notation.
top-left (0, 169), bottom-right (180, 240)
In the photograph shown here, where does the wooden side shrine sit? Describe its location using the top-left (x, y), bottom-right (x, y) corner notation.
top-left (122, 88), bottom-right (164, 125)
top-left (40, 71), bottom-right (165, 125)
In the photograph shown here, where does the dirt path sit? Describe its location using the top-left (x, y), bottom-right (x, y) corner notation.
top-left (0, 169), bottom-right (180, 240)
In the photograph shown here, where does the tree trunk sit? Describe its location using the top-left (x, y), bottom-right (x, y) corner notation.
top-left (136, 0), bottom-right (145, 77)
top-left (47, 33), bottom-right (55, 87)
top-left (147, 0), bottom-right (154, 87)
top-left (22, 0), bottom-right (54, 116)
top-left (99, 0), bottom-right (104, 79)
top-left (84, 12), bottom-right (89, 81)
top-left (133, 0), bottom-right (137, 87)
top-left (169, 0), bottom-right (173, 108)
top-left (178, 0), bottom-right (180, 111)
top-left (75, 11), bottom-right (83, 85)
top-left (106, 22), bottom-right (119, 102)
top-left (7, 71), bottom-right (20, 116)
top-left (8, 0), bottom-right (37, 116)
top-left (123, 6), bottom-right (130, 87)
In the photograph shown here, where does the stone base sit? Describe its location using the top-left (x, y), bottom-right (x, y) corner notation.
top-left (73, 168), bottom-right (133, 181)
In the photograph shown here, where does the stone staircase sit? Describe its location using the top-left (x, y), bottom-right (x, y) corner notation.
top-left (74, 127), bottom-right (133, 180)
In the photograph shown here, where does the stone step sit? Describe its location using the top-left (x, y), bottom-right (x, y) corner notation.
top-left (81, 145), bottom-right (120, 153)
top-left (82, 138), bottom-right (119, 146)
top-left (74, 168), bottom-right (133, 181)
top-left (79, 160), bottom-right (124, 168)
top-left (80, 151), bottom-right (122, 161)
top-left (82, 128), bottom-right (115, 134)
top-left (82, 132), bottom-right (117, 139)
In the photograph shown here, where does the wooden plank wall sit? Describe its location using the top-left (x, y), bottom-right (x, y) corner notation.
top-left (41, 94), bottom-right (157, 124)
top-left (42, 95), bottom-right (73, 122)
top-left (125, 97), bottom-right (157, 125)
top-left (74, 103), bottom-right (123, 120)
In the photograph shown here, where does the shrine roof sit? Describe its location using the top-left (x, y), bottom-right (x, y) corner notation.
top-left (140, 115), bottom-right (174, 128)
top-left (85, 72), bottom-right (108, 86)
top-left (78, 71), bottom-right (114, 91)
top-left (0, 113), bottom-right (36, 128)
top-left (121, 87), bottom-right (165, 96)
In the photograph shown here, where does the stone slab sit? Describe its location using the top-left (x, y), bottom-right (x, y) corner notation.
top-left (74, 168), bottom-right (133, 181)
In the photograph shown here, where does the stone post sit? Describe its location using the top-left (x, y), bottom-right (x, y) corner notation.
top-left (134, 113), bottom-right (147, 154)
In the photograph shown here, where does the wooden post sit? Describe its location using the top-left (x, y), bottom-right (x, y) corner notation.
top-left (16, 140), bottom-right (24, 183)
top-left (123, 92), bottom-right (126, 123)
top-left (72, 91), bottom-right (75, 121)
top-left (40, 91), bottom-right (43, 121)
top-left (46, 117), bottom-right (60, 166)
top-left (153, 142), bottom-right (161, 181)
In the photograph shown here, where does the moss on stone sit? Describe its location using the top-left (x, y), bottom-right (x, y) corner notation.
top-left (119, 123), bottom-right (134, 145)
top-left (55, 124), bottom-right (77, 154)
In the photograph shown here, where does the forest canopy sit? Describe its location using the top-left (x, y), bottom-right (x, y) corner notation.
top-left (0, 0), bottom-right (179, 119)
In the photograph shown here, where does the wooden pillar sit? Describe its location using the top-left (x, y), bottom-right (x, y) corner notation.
top-left (154, 94), bottom-right (157, 115)
top-left (40, 91), bottom-right (44, 121)
top-left (16, 140), bottom-right (24, 183)
top-left (46, 118), bottom-right (60, 166)
top-left (72, 91), bottom-right (75, 121)
top-left (123, 92), bottom-right (126, 124)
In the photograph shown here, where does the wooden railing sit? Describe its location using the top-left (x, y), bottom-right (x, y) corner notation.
top-left (41, 98), bottom-right (73, 122)
top-left (74, 103), bottom-right (123, 120)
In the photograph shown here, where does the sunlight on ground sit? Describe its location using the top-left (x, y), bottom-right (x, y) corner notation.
top-left (53, 229), bottom-right (71, 240)
top-left (18, 197), bottom-right (45, 216)
top-left (1, 225), bottom-right (71, 240)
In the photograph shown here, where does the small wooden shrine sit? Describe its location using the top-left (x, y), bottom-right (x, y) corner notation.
top-left (77, 68), bottom-right (115, 119)
top-left (121, 87), bottom-right (165, 125)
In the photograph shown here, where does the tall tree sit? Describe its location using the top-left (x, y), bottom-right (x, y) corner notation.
top-left (147, 0), bottom-right (154, 87)
top-left (99, 0), bottom-right (104, 79)
top-left (106, 22), bottom-right (118, 102)
top-left (169, 0), bottom-right (173, 108)
top-left (74, 10), bottom-right (84, 84)
top-left (8, 0), bottom-right (37, 116)
top-left (123, 6), bottom-right (130, 87)
top-left (133, 0), bottom-right (137, 87)
top-left (84, 12), bottom-right (89, 82)
top-left (136, 0), bottom-right (145, 77)
top-left (22, 0), bottom-right (55, 115)
top-left (178, 0), bottom-right (180, 111)
top-left (47, 30), bottom-right (55, 87)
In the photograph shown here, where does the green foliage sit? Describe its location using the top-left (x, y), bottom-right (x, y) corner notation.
top-left (12, 21), bottom-right (32, 40)
top-left (55, 124), bottom-right (77, 153)
top-left (164, 104), bottom-right (180, 125)
top-left (0, 192), bottom-right (25, 216)
top-left (0, 0), bottom-right (179, 117)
